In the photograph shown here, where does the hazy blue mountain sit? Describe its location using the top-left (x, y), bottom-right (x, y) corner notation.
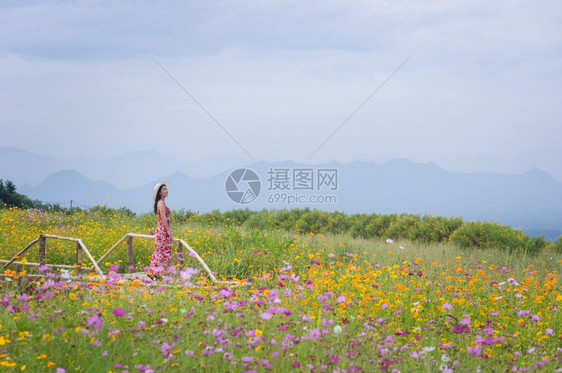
top-left (0, 147), bottom-right (250, 189)
top-left (19, 170), bottom-right (125, 208)
top-left (0, 147), bottom-right (69, 186)
top-left (438, 150), bottom-right (562, 183)
top-left (7, 146), bottom-right (562, 240)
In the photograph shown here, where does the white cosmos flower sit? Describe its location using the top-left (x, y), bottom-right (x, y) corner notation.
top-left (60, 269), bottom-right (71, 279)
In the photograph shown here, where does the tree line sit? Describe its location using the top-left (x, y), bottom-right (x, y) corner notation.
top-left (0, 179), bottom-right (64, 211)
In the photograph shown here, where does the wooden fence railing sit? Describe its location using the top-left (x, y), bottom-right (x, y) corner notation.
top-left (1, 233), bottom-right (237, 285)
top-left (1, 234), bottom-right (104, 279)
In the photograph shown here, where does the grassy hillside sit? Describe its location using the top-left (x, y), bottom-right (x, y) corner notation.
top-left (0, 207), bottom-right (560, 372)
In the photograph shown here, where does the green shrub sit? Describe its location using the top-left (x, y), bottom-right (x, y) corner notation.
top-left (528, 235), bottom-right (548, 252)
top-left (295, 209), bottom-right (332, 234)
top-left (171, 209), bottom-right (197, 225)
top-left (365, 214), bottom-right (399, 238)
top-left (349, 213), bottom-right (377, 238)
top-left (554, 236), bottom-right (562, 253)
top-left (408, 215), bottom-right (463, 243)
top-left (88, 205), bottom-right (135, 217)
top-left (245, 210), bottom-right (278, 230)
top-left (325, 210), bottom-right (352, 235)
top-left (385, 214), bottom-right (421, 239)
top-left (449, 221), bottom-right (533, 252)
top-left (223, 209), bottom-right (256, 225)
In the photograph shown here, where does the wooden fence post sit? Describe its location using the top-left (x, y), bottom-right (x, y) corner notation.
top-left (16, 264), bottom-right (22, 287)
top-left (39, 235), bottom-right (46, 266)
top-left (76, 241), bottom-right (82, 275)
top-left (127, 235), bottom-right (134, 273)
top-left (177, 241), bottom-right (184, 266)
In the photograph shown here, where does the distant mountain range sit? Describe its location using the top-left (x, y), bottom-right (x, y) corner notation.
top-left (3, 147), bottom-right (562, 240)
top-left (0, 146), bottom-right (251, 189)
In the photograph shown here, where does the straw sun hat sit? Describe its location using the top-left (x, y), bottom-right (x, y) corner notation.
top-left (152, 180), bottom-right (169, 201)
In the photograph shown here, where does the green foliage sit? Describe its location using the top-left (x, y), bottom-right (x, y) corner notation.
top-left (179, 209), bottom-right (551, 253)
top-left (190, 209), bottom-right (233, 227)
top-left (365, 214), bottom-right (399, 238)
top-left (349, 213), bottom-right (377, 238)
top-left (0, 179), bottom-right (69, 212)
top-left (223, 209), bottom-right (255, 225)
top-left (295, 209), bottom-right (333, 234)
top-left (0, 177), bottom-right (553, 254)
top-left (554, 235), bottom-right (562, 253)
top-left (245, 209), bottom-right (305, 231)
top-left (408, 215), bottom-right (463, 243)
top-left (170, 209), bottom-right (197, 225)
top-left (0, 179), bottom-right (35, 209)
top-left (449, 221), bottom-right (544, 252)
top-left (385, 214), bottom-right (421, 239)
top-left (88, 205), bottom-right (136, 217)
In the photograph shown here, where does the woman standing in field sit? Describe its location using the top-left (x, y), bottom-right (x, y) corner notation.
top-left (148, 180), bottom-right (174, 280)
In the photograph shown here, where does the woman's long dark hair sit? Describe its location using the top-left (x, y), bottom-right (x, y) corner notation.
top-left (154, 185), bottom-right (164, 214)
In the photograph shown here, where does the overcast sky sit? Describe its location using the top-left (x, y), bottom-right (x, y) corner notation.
top-left (1, 0), bottom-right (561, 179)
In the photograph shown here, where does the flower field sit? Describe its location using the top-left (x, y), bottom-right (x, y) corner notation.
top-left (1, 207), bottom-right (561, 372)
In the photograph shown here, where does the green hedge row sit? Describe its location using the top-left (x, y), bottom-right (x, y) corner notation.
top-left (169, 208), bottom-right (557, 253)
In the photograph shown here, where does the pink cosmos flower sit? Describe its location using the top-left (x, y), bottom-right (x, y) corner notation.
top-left (468, 345), bottom-right (482, 356)
top-left (530, 314), bottom-right (540, 322)
top-left (112, 308), bottom-right (125, 317)
top-left (87, 315), bottom-right (103, 331)
top-left (160, 342), bottom-right (172, 357)
top-left (308, 328), bottom-right (321, 339)
top-left (260, 312), bottom-right (273, 320)
top-left (180, 267), bottom-right (200, 281)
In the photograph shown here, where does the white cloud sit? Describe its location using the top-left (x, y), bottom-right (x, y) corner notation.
top-left (1, 0), bottom-right (561, 180)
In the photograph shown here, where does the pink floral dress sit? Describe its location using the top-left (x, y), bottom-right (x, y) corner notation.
top-left (149, 202), bottom-right (174, 275)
